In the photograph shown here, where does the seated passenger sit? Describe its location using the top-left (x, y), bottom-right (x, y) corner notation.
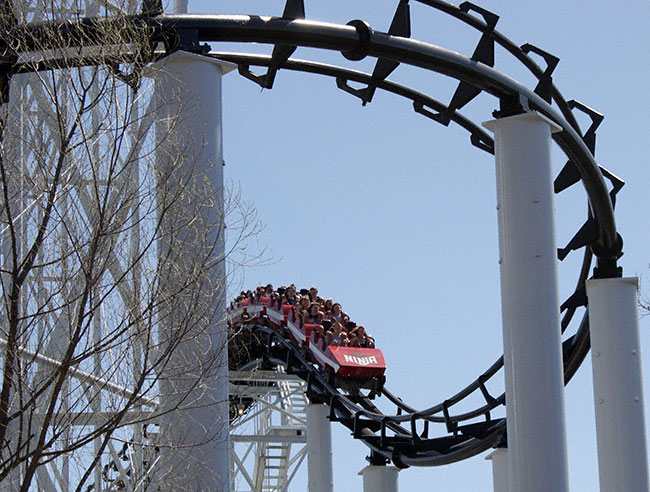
top-left (269, 291), bottom-right (279, 307)
top-left (312, 323), bottom-right (325, 344)
top-left (276, 286), bottom-right (287, 304)
top-left (295, 296), bottom-right (309, 319)
top-left (255, 286), bottom-right (266, 302)
top-left (330, 303), bottom-right (344, 323)
top-left (331, 323), bottom-right (343, 346)
top-left (326, 330), bottom-right (338, 347)
top-left (323, 298), bottom-right (334, 315)
top-left (348, 332), bottom-right (360, 347)
top-left (298, 296), bottom-right (310, 311)
top-left (329, 318), bottom-right (343, 335)
top-left (355, 325), bottom-right (373, 348)
top-left (309, 285), bottom-right (320, 303)
top-left (303, 302), bottom-right (323, 325)
top-left (309, 285), bottom-right (318, 299)
top-left (285, 285), bottom-right (297, 305)
top-left (320, 327), bottom-right (330, 350)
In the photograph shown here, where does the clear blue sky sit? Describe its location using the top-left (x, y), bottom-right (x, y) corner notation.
top-left (190, 1), bottom-right (650, 490)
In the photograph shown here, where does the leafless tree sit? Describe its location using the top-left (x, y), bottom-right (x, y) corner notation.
top-left (0, 1), bottom-right (261, 490)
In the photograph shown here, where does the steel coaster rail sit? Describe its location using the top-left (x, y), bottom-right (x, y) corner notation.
top-left (205, 50), bottom-right (598, 396)
top-left (206, 52), bottom-right (495, 154)
top-left (229, 323), bottom-right (505, 467)
top-left (12, 12), bottom-right (622, 267)
top-left (212, 51), bottom-right (593, 434)
top-left (5, 0), bottom-right (625, 470)
top-left (228, 296), bottom-right (590, 467)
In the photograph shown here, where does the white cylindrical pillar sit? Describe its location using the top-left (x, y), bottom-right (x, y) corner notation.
top-left (485, 448), bottom-right (510, 492)
top-left (586, 277), bottom-right (649, 492)
top-left (149, 51), bottom-right (234, 491)
top-left (358, 465), bottom-right (399, 492)
top-left (307, 403), bottom-right (334, 492)
top-left (483, 112), bottom-right (569, 492)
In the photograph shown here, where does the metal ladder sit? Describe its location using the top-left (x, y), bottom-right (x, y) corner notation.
top-left (258, 368), bottom-right (307, 491)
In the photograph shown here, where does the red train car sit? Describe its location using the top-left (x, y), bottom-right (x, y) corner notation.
top-left (228, 296), bottom-right (386, 388)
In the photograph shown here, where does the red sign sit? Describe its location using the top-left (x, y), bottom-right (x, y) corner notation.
top-left (328, 347), bottom-right (386, 378)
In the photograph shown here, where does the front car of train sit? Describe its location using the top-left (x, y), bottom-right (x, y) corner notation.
top-left (227, 290), bottom-right (386, 394)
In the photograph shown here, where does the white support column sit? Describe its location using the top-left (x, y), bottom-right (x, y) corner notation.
top-left (485, 449), bottom-right (510, 492)
top-left (358, 465), bottom-right (399, 492)
top-left (148, 51), bottom-right (234, 491)
top-left (483, 112), bottom-right (569, 492)
top-left (586, 277), bottom-right (650, 492)
top-left (307, 403), bottom-right (334, 492)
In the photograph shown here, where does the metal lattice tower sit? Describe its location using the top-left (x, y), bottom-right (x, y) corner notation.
top-left (3, 1), bottom-right (177, 490)
top-left (230, 367), bottom-right (308, 492)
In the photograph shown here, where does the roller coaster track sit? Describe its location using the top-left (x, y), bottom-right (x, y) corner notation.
top-left (228, 288), bottom-right (594, 468)
top-left (3, 0), bottom-right (624, 473)
top-left (6, 2), bottom-right (624, 264)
